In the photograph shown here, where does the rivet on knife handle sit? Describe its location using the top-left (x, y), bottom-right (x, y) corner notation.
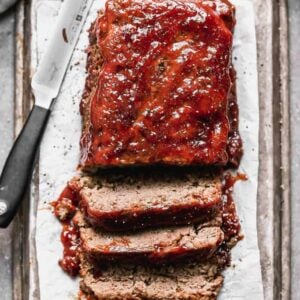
top-left (0, 106), bottom-right (50, 228)
top-left (0, 0), bottom-right (93, 228)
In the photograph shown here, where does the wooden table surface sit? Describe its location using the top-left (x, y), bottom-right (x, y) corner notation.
top-left (0, 7), bottom-right (16, 300)
top-left (289, 0), bottom-right (300, 298)
top-left (0, 0), bottom-right (299, 299)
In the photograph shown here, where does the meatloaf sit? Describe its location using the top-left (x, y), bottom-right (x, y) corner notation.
top-left (80, 0), bottom-right (240, 169)
top-left (74, 211), bottom-right (223, 264)
top-left (79, 254), bottom-right (226, 300)
top-left (54, 169), bottom-right (222, 231)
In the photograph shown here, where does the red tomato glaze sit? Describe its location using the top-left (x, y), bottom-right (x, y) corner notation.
top-left (222, 172), bottom-right (247, 240)
top-left (80, 0), bottom-right (237, 168)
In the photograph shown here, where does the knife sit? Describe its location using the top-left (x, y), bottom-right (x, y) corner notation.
top-left (0, 0), bottom-right (93, 228)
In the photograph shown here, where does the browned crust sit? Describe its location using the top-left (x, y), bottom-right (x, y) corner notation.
top-left (79, 16), bottom-right (103, 168)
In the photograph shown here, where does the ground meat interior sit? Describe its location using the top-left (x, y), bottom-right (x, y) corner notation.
top-left (51, 1), bottom-right (245, 299)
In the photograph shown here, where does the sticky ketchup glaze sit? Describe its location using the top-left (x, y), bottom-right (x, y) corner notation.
top-left (52, 185), bottom-right (81, 277)
top-left (52, 185), bottom-right (78, 221)
top-left (80, 0), bottom-right (236, 168)
top-left (52, 171), bottom-right (245, 276)
top-left (226, 67), bottom-right (243, 167)
top-left (59, 223), bottom-right (81, 277)
top-left (221, 172), bottom-right (247, 240)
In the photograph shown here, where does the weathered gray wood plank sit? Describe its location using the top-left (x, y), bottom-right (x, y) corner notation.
top-left (279, 1), bottom-right (290, 299)
top-left (253, 0), bottom-right (277, 298)
top-left (253, 1), bottom-right (291, 299)
top-left (0, 8), bottom-right (16, 300)
top-left (289, 1), bottom-right (300, 299)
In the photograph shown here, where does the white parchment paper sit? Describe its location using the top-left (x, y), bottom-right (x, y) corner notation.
top-left (34, 1), bottom-right (263, 299)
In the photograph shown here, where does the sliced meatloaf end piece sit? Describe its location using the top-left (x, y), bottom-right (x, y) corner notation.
top-left (74, 211), bottom-right (224, 264)
top-left (79, 255), bottom-right (224, 300)
top-left (69, 169), bottom-right (222, 231)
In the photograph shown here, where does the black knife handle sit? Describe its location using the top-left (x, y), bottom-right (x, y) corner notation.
top-left (0, 105), bottom-right (50, 228)
top-left (0, 0), bottom-right (19, 15)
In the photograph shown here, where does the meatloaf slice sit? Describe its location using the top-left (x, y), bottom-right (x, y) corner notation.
top-left (66, 169), bottom-right (222, 231)
top-left (79, 255), bottom-right (225, 300)
top-left (80, 0), bottom-right (237, 169)
top-left (74, 211), bottom-right (223, 264)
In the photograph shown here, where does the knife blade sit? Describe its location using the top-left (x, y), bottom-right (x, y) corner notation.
top-left (0, 0), bottom-right (93, 228)
top-left (32, 0), bottom-right (93, 108)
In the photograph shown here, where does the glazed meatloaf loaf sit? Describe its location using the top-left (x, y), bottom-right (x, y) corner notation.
top-left (79, 254), bottom-right (226, 300)
top-left (74, 211), bottom-right (224, 264)
top-left (54, 169), bottom-right (222, 231)
top-left (80, 0), bottom-right (242, 169)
